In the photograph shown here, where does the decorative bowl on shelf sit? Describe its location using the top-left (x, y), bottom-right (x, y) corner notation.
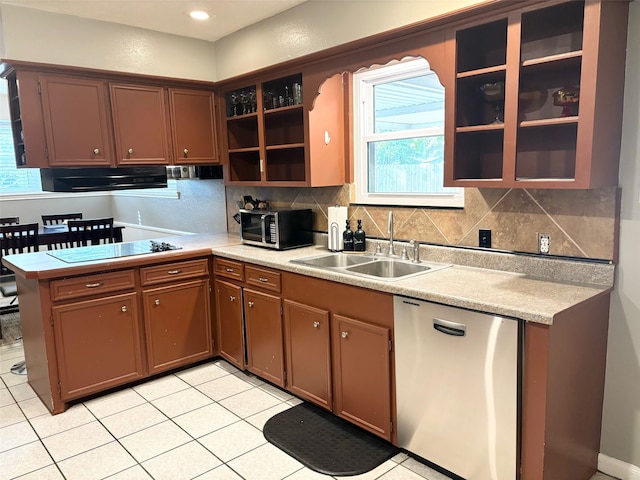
top-left (480, 82), bottom-right (505, 124)
top-left (552, 86), bottom-right (580, 117)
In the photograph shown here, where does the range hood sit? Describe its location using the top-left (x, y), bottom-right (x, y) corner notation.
top-left (40, 167), bottom-right (168, 192)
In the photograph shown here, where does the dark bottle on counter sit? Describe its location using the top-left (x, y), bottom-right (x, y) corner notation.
top-left (354, 219), bottom-right (366, 251)
top-left (343, 219), bottom-right (354, 251)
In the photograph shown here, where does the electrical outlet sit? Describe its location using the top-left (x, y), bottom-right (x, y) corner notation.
top-left (479, 229), bottom-right (491, 248)
top-left (538, 233), bottom-right (550, 254)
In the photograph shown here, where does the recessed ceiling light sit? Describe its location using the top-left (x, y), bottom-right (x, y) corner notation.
top-left (189, 10), bottom-right (210, 20)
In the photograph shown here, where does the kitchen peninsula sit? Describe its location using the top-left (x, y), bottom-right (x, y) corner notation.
top-left (3, 233), bottom-right (614, 480)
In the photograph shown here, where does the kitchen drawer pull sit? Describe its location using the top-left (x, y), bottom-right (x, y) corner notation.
top-left (167, 270), bottom-right (182, 275)
top-left (248, 301), bottom-right (254, 308)
top-left (128, 148), bottom-right (134, 154)
top-left (313, 321), bottom-right (320, 328)
top-left (341, 331), bottom-right (348, 339)
top-left (230, 295), bottom-right (236, 302)
top-left (258, 277), bottom-right (269, 283)
top-left (154, 299), bottom-right (160, 306)
top-left (433, 318), bottom-right (466, 337)
top-left (85, 282), bottom-right (103, 288)
top-left (93, 148), bottom-right (100, 154)
top-left (225, 268), bottom-right (234, 272)
top-left (121, 306), bottom-right (127, 312)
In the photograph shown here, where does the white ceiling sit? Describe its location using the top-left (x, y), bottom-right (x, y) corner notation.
top-left (0, 0), bottom-right (308, 42)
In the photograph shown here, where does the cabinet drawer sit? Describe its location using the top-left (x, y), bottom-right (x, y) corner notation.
top-left (140, 258), bottom-right (209, 286)
top-left (214, 257), bottom-right (244, 281)
top-left (51, 270), bottom-right (135, 302)
top-left (245, 265), bottom-right (281, 293)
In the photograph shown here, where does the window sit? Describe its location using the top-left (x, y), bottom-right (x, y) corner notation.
top-left (352, 57), bottom-right (463, 207)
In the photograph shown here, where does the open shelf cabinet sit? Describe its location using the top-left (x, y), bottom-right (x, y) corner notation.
top-left (445, 0), bottom-right (629, 189)
top-left (219, 71), bottom-right (345, 186)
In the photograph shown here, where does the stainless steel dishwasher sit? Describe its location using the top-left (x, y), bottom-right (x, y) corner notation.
top-left (393, 295), bottom-right (520, 480)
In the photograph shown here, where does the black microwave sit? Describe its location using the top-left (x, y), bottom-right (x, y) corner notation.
top-left (239, 208), bottom-right (313, 250)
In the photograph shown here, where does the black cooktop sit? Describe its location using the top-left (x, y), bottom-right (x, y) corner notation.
top-left (47, 240), bottom-right (181, 263)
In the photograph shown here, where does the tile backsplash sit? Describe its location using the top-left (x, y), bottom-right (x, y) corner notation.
top-left (226, 185), bottom-right (618, 261)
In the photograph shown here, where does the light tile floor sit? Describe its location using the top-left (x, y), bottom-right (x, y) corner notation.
top-left (0, 341), bottom-right (617, 480)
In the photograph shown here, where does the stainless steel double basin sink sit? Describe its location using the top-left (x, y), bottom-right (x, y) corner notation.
top-left (290, 252), bottom-right (451, 281)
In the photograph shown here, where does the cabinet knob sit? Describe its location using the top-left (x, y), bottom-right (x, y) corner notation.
top-left (248, 301), bottom-right (254, 308)
top-left (341, 331), bottom-right (348, 339)
top-left (154, 299), bottom-right (160, 306)
top-left (313, 321), bottom-right (320, 328)
top-left (324, 131), bottom-right (331, 145)
top-left (121, 306), bottom-right (127, 312)
top-left (183, 148), bottom-right (189, 157)
top-left (230, 295), bottom-right (236, 302)
top-left (93, 148), bottom-right (100, 155)
top-left (128, 148), bottom-right (134, 155)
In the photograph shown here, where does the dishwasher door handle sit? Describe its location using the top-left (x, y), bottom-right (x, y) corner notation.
top-left (433, 318), bottom-right (466, 337)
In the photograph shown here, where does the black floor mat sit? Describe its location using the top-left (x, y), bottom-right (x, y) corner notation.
top-left (263, 402), bottom-right (400, 476)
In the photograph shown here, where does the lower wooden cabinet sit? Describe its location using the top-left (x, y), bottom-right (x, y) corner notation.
top-left (52, 292), bottom-right (144, 400)
top-left (143, 279), bottom-right (212, 375)
top-left (332, 314), bottom-right (392, 440)
top-left (283, 299), bottom-right (331, 409)
top-left (214, 279), bottom-right (245, 369)
top-left (244, 288), bottom-right (284, 387)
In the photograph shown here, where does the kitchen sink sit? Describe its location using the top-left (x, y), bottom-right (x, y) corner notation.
top-left (292, 253), bottom-right (376, 268)
top-left (290, 252), bottom-right (450, 281)
top-left (346, 259), bottom-right (430, 278)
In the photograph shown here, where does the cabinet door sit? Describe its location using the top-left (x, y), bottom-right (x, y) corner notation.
top-left (244, 288), bottom-right (284, 387)
top-left (215, 279), bottom-right (245, 369)
top-left (283, 299), bottom-right (331, 409)
top-left (52, 292), bottom-right (143, 400)
top-left (169, 89), bottom-right (218, 164)
top-left (110, 83), bottom-right (171, 165)
top-left (332, 314), bottom-right (392, 440)
top-left (143, 279), bottom-right (212, 375)
top-left (39, 75), bottom-right (113, 166)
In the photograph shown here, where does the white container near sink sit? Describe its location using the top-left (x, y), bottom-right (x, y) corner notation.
top-left (328, 206), bottom-right (348, 251)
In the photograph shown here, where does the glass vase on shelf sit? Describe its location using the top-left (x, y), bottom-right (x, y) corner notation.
top-left (480, 82), bottom-right (505, 124)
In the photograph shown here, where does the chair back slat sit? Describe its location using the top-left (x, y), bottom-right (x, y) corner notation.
top-left (67, 218), bottom-right (115, 247)
top-left (41, 213), bottom-right (83, 225)
top-left (0, 223), bottom-right (39, 276)
top-left (0, 217), bottom-right (20, 226)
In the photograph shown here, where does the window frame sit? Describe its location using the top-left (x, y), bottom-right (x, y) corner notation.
top-left (352, 57), bottom-right (464, 208)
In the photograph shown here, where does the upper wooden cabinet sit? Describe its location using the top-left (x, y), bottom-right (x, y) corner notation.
top-left (169, 89), bottom-right (218, 164)
top-left (110, 83), bottom-right (171, 165)
top-left (39, 75), bottom-right (114, 167)
top-left (1, 61), bottom-right (218, 168)
top-left (219, 71), bottom-right (345, 186)
top-left (444, 0), bottom-right (629, 188)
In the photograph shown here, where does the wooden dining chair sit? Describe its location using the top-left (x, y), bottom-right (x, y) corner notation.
top-left (41, 213), bottom-right (83, 225)
top-left (0, 217), bottom-right (20, 225)
top-left (42, 213), bottom-right (83, 250)
top-left (67, 218), bottom-right (116, 247)
top-left (0, 223), bottom-right (39, 374)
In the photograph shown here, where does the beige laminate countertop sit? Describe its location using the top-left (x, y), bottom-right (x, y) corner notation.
top-left (210, 243), bottom-right (612, 326)
top-left (3, 233), bottom-right (612, 325)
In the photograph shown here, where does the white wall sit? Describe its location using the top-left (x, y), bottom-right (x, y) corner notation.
top-left (600, 1), bottom-right (640, 473)
top-left (0, 4), bottom-right (217, 81)
top-left (0, 194), bottom-right (113, 224)
top-left (214, 0), bottom-right (486, 80)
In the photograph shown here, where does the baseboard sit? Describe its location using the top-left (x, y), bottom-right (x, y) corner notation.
top-left (599, 453), bottom-right (640, 480)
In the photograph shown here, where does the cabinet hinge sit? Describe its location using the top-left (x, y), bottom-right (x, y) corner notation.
top-left (388, 340), bottom-right (392, 352)
top-left (50, 315), bottom-right (54, 327)
top-left (57, 383), bottom-right (61, 395)
top-left (281, 305), bottom-right (284, 316)
top-left (283, 370), bottom-right (287, 382)
top-left (37, 81), bottom-right (42, 94)
top-left (390, 421), bottom-right (393, 433)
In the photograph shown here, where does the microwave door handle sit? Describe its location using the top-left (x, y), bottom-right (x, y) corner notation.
top-left (261, 214), bottom-right (267, 243)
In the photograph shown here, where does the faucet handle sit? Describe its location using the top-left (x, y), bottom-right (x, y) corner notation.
top-left (410, 239), bottom-right (421, 263)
